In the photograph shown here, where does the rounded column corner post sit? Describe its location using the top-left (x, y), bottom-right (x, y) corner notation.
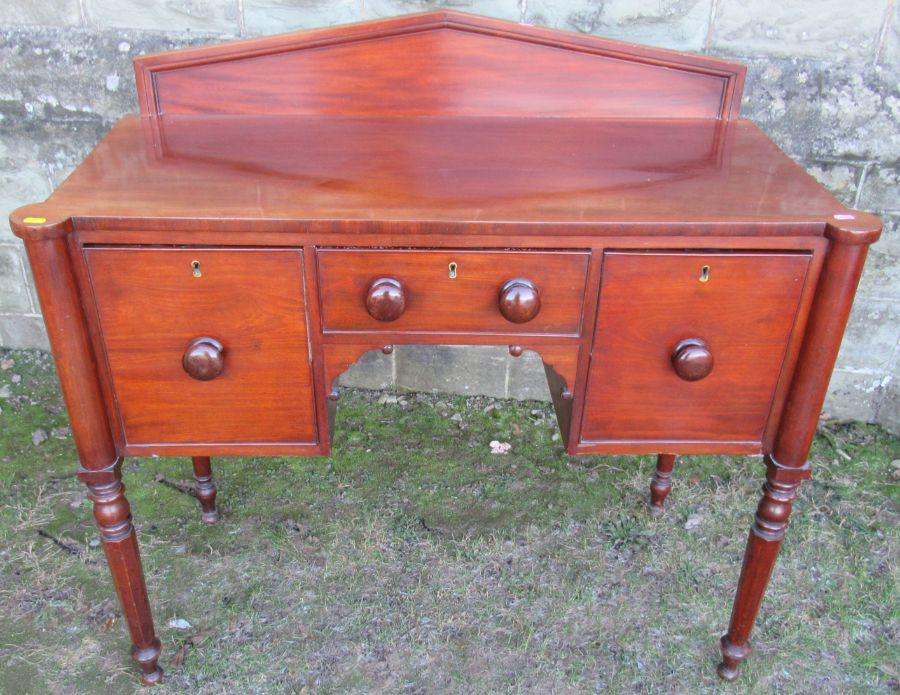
top-left (719, 217), bottom-right (876, 681)
top-left (824, 211), bottom-right (882, 247)
top-left (764, 454), bottom-right (811, 484)
top-left (22, 230), bottom-right (118, 471)
top-left (10, 206), bottom-right (74, 241)
top-left (22, 220), bottom-right (162, 683)
top-left (769, 220), bottom-right (875, 471)
top-left (77, 458), bottom-right (125, 487)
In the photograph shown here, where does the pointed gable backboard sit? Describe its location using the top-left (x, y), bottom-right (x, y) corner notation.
top-left (135, 11), bottom-right (745, 120)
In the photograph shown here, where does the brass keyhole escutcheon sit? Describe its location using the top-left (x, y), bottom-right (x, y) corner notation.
top-left (448, 261), bottom-right (458, 279)
top-left (699, 265), bottom-right (710, 282)
top-left (191, 260), bottom-right (202, 278)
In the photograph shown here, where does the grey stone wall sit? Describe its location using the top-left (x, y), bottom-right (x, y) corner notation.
top-left (1, 0), bottom-right (898, 432)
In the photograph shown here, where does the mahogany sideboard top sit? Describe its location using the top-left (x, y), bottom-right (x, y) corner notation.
top-left (12, 115), bottom-right (858, 234)
top-left (10, 10), bottom-right (882, 686)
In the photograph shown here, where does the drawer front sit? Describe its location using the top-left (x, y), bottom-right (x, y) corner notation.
top-left (581, 251), bottom-right (810, 445)
top-left (318, 249), bottom-right (589, 334)
top-left (86, 248), bottom-right (317, 447)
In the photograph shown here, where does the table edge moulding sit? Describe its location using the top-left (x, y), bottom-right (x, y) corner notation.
top-left (9, 10), bottom-right (882, 686)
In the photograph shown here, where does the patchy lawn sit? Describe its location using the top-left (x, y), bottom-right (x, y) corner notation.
top-left (0, 348), bottom-right (898, 694)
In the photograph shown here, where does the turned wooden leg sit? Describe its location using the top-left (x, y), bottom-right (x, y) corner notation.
top-left (87, 476), bottom-right (163, 685)
top-left (649, 453), bottom-right (676, 517)
top-left (715, 221), bottom-right (878, 678)
top-left (717, 458), bottom-right (807, 680)
top-left (20, 233), bottom-right (163, 684)
top-left (191, 456), bottom-right (219, 523)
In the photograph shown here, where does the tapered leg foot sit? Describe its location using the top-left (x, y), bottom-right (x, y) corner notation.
top-left (717, 635), bottom-right (750, 681)
top-left (86, 474), bottom-right (163, 686)
top-left (649, 453), bottom-right (676, 517)
top-left (134, 640), bottom-right (164, 685)
top-left (717, 456), bottom-right (808, 680)
top-left (191, 456), bottom-right (219, 523)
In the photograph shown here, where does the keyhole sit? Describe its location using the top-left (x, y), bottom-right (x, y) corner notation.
top-left (699, 265), bottom-right (710, 283)
top-left (448, 262), bottom-right (458, 279)
top-left (191, 260), bottom-right (202, 278)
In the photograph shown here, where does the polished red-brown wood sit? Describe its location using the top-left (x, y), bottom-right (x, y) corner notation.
top-left (718, 227), bottom-right (874, 679)
top-left (671, 338), bottom-right (714, 382)
top-left (719, 459), bottom-right (806, 680)
top-left (135, 11), bottom-right (744, 120)
top-left (365, 278), bottom-right (407, 322)
top-left (191, 456), bottom-right (219, 524)
top-left (650, 453), bottom-right (676, 516)
top-left (581, 252), bottom-right (811, 447)
top-left (21, 233), bottom-right (162, 683)
top-left (17, 116), bottom-right (854, 235)
top-left (498, 279), bottom-right (541, 324)
top-left (317, 249), bottom-right (588, 335)
top-left (182, 337), bottom-right (225, 381)
top-left (89, 474), bottom-right (162, 685)
top-left (85, 248), bottom-right (317, 450)
top-left (22, 233), bottom-right (118, 470)
top-left (8, 10), bottom-right (884, 687)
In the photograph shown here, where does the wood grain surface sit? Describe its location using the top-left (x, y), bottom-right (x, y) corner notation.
top-left (318, 249), bottom-right (589, 335)
top-left (8, 10), bottom-right (884, 685)
top-left (85, 248), bottom-right (318, 448)
top-left (24, 116), bottom-right (854, 235)
top-left (580, 251), bottom-right (811, 446)
top-left (136, 11), bottom-right (744, 120)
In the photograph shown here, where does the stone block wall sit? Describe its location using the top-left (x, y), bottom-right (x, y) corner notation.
top-left (1, 0), bottom-right (898, 432)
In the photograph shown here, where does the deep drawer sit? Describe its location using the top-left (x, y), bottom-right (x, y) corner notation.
top-left (85, 248), bottom-right (317, 447)
top-left (580, 251), bottom-right (811, 446)
top-left (317, 249), bottom-right (590, 335)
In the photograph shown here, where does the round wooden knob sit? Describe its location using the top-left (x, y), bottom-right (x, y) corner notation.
top-left (182, 337), bottom-right (224, 381)
top-left (498, 278), bottom-right (541, 323)
top-left (366, 277), bottom-right (406, 321)
top-left (671, 338), bottom-right (714, 382)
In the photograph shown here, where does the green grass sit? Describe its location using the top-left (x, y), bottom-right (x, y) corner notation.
top-left (0, 348), bottom-right (897, 694)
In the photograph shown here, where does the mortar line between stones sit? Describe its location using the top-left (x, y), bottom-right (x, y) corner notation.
top-left (853, 162), bottom-right (871, 210)
top-left (12, 248), bottom-right (36, 314)
top-left (43, 164), bottom-right (55, 195)
top-left (504, 351), bottom-right (511, 398)
top-left (810, 156), bottom-right (878, 166)
top-left (237, 0), bottom-right (245, 37)
top-left (875, 333), bottom-right (900, 410)
top-left (873, 331), bottom-right (900, 420)
top-left (834, 366), bottom-right (891, 376)
top-left (873, 0), bottom-right (895, 66)
top-left (704, 0), bottom-right (719, 53)
top-left (856, 293), bottom-right (900, 302)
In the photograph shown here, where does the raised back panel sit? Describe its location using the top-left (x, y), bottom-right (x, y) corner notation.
top-left (135, 11), bottom-right (745, 120)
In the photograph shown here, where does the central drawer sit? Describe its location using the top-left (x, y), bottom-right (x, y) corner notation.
top-left (317, 249), bottom-right (590, 335)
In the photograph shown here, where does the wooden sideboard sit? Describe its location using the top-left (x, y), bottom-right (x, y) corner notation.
top-left (10, 11), bottom-right (881, 686)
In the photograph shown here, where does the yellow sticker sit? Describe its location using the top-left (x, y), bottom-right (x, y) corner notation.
top-left (22, 216), bottom-right (47, 224)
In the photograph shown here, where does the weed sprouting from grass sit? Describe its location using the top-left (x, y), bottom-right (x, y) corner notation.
top-left (602, 514), bottom-right (652, 550)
